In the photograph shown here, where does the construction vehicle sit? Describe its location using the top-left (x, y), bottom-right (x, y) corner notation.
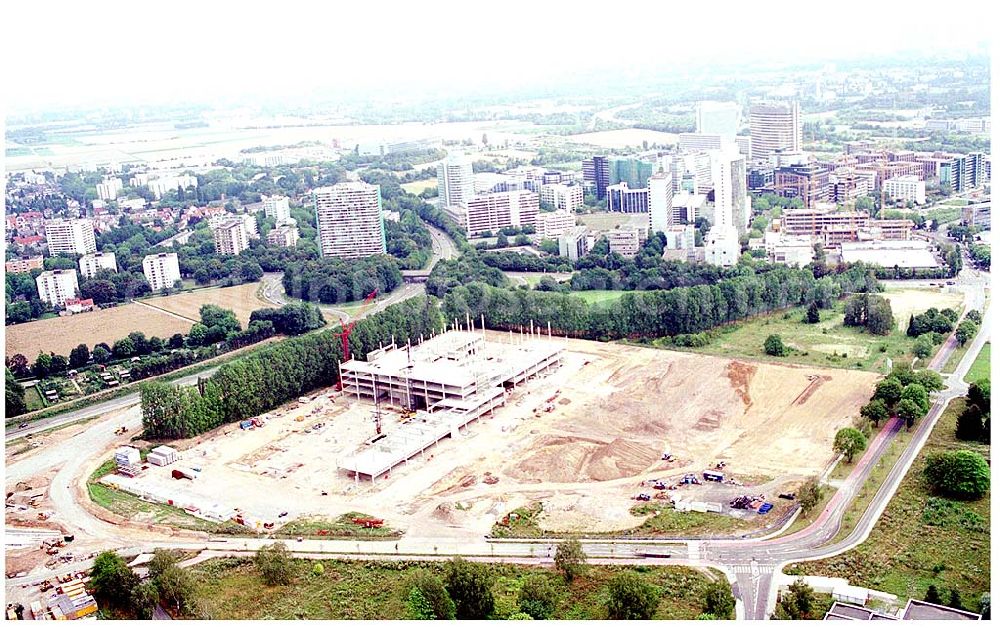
top-left (114, 426), bottom-right (128, 435)
top-left (757, 503), bottom-right (774, 514)
top-left (778, 492), bottom-right (796, 500)
top-left (661, 452), bottom-right (675, 462)
top-left (652, 480), bottom-right (667, 490)
top-left (635, 493), bottom-right (651, 501)
top-left (333, 290), bottom-right (378, 365)
top-left (352, 517), bottom-right (384, 528)
top-left (680, 474), bottom-right (701, 485)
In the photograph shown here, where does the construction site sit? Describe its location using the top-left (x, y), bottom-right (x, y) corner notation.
top-left (89, 331), bottom-right (879, 538)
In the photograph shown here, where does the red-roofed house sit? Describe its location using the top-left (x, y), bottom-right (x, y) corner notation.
top-left (63, 298), bottom-right (96, 315)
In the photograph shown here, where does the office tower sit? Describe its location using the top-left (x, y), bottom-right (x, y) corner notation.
top-left (749, 100), bottom-right (802, 161)
top-left (582, 156), bottom-right (611, 200)
top-left (648, 171), bottom-right (675, 233)
top-left (436, 155), bottom-right (475, 209)
top-left (710, 147), bottom-right (750, 233)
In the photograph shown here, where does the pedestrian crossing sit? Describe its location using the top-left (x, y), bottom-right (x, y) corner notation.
top-left (729, 564), bottom-right (755, 574)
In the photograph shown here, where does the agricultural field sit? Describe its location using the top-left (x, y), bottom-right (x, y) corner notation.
top-left (965, 342), bottom-right (991, 383)
top-left (142, 281), bottom-right (276, 326)
top-left (797, 399), bottom-right (990, 609)
top-left (188, 558), bottom-right (722, 620)
top-left (5, 303), bottom-right (191, 359)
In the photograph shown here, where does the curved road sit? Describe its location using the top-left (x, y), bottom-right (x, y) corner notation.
top-left (6, 269), bottom-right (989, 620)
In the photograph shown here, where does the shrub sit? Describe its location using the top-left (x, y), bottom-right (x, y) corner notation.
top-left (518, 574), bottom-right (557, 619)
top-left (606, 572), bottom-right (659, 620)
top-left (554, 539), bottom-right (587, 582)
top-left (254, 542), bottom-right (294, 586)
top-left (923, 450), bottom-right (990, 499)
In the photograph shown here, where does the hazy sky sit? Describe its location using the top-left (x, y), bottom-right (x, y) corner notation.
top-left (4, 0), bottom-right (992, 112)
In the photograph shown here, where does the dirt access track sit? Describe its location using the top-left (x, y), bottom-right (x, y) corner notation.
top-left (101, 333), bottom-right (878, 539)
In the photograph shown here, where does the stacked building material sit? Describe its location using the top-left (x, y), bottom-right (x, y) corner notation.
top-left (147, 445), bottom-right (177, 467)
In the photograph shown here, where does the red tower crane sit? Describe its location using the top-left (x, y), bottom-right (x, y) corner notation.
top-left (334, 290), bottom-right (378, 362)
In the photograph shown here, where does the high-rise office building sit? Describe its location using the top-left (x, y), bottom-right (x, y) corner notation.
top-left (582, 156), bottom-right (611, 200)
top-left (710, 147), bottom-right (750, 233)
top-left (648, 171), bottom-right (675, 234)
top-left (436, 155), bottom-right (475, 209)
top-left (696, 101), bottom-right (741, 137)
top-left (609, 158), bottom-right (654, 190)
top-left (749, 100), bottom-right (802, 161)
top-left (314, 182), bottom-right (387, 259)
top-left (142, 253), bottom-right (181, 292)
top-left (45, 218), bottom-right (97, 256)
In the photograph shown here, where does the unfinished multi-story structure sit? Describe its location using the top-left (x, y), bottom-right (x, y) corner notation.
top-left (338, 329), bottom-right (565, 481)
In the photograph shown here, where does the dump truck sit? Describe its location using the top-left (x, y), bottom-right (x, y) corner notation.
top-left (171, 467), bottom-right (199, 480)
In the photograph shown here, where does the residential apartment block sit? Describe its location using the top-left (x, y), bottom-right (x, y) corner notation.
top-left (213, 218), bottom-right (251, 256)
top-left (314, 182), bottom-right (387, 259)
top-left (462, 190), bottom-right (539, 237)
top-left (5, 256), bottom-right (44, 274)
top-left (540, 182), bottom-right (584, 212)
top-left (142, 252), bottom-right (181, 292)
top-left (536, 210), bottom-right (578, 238)
top-left (79, 251), bottom-right (118, 278)
top-left (267, 224), bottom-right (300, 248)
top-left (262, 195), bottom-right (291, 223)
top-left (45, 218), bottom-right (97, 256)
top-left (35, 269), bottom-right (79, 307)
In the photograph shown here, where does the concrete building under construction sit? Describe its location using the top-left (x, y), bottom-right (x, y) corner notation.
top-left (338, 327), bottom-right (565, 480)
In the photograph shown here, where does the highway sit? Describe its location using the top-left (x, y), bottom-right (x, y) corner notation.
top-left (5, 265), bottom-right (988, 620)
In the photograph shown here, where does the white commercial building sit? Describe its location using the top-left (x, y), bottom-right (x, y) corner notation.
top-left (839, 240), bottom-right (939, 269)
top-left (662, 224), bottom-right (698, 251)
top-left (463, 190), bottom-right (539, 236)
top-left (696, 101), bottom-right (741, 137)
top-left (45, 218), bottom-right (97, 256)
top-left (536, 210), bottom-right (578, 238)
top-left (883, 175), bottom-right (926, 204)
top-left (142, 252), bottom-right (181, 292)
top-left (266, 224), bottom-right (300, 248)
top-left (96, 177), bottom-right (123, 201)
top-left (35, 269), bottom-right (79, 307)
top-left (314, 182), bottom-right (387, 259)
top-left (648, 171), bottom-right (675, 233)
top-left (79, 251), bottom-right (118, 278)
top-left (607, 225), bottom-right (647, 257)
top-left (262, 195), bottom-right (291, 222)
top-left (558, 226), bottom-right (592, 261)
top-left (212, 218), bottom-right (250, 256)
top-left (540, 182), bottom-right (584, 212)
top-left (765, 232), bottom-right (816, 267)
top-left (671, 191), bottom-right (707, 224)
top-left (710, 146), bottom-right (750, 234)
top-left (437, 155), bottom-right (475, 210)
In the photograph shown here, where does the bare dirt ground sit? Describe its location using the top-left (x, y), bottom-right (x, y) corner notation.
top-left (98, 335), bottom-right (878, 539)
top-left (883, 287), bottom-right (964, 332)
top-left (143, 282), bottom-right (274, 326)
top-left (5, 304), bottom-right (191, 358)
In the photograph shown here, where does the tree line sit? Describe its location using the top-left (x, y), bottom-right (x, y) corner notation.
top-left (140, 296), bottom-right (443, 439)
top-left (442, 266), bottom-right (876, 341)
top-left (282, 255), bottom-right (402, 304)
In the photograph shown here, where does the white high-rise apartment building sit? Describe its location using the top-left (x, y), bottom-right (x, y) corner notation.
top-left (267, 225), bottom-right (300, 248)
top-left (749, 100), bottom-right (802, 161)
top-left (79, 251), bottom-right (118, 278)
top-left (437, 155), bottom-right (475, 209)
top-left (696, 101), bottom-right (741, 138)
top-left (648, 171), bottom-right (675, 234)
top-left (35, 269), bottom-right (79, 307)
top-left (213, 218), bottom-right (250, 255)
top-left (262, 195), bottom-right (291, 223)
top-left (96, 177), bottom-right (124, 201)
top-left (314, 182), bottom-right (387, 259)
top-left (536, 210), bottom-right (578, 238)
top-left (710, 146), bottom-right (750, 234)
top-left (45, 218), bottom-right (97, 256)
top-left (142, 253), bottom-right (181, 292)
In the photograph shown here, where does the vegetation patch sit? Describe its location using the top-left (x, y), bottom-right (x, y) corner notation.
top-left (187, 557), bottom-right (720, 620)
top-left (274, 513), bottom-right (401, 539)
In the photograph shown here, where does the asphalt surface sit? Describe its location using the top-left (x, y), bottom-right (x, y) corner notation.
top-left (5, 260), bottom-right (988, 620)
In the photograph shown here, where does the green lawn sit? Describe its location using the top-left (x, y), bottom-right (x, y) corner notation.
top-left (401, 179), bottom-right (437, 194)
top-left (23, 385), bottom-right (45, 411)
top-left (677, 301), bottom-right (917, 372)
top-left (188, 557), bottom-right (724, 620)
top-left (570, 290), bottom-right (627, 305)
top-left (965, 342), bottom-right (990, 384)
top-left (795, 399), bottom-right (990, 609)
